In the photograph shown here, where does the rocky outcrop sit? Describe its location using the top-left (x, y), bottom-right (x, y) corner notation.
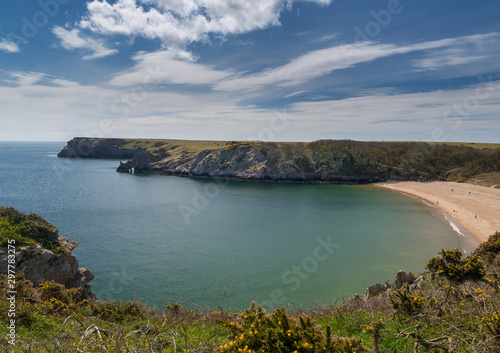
top-left (58, 137), bottom-right (145, 159)
top-left (364, 282), bottom-right (392, 301)
top-left (0, 232), bottom-right (95, 300)
top-left (394, 270), bottom-right (417, 290)
top-left (357, 270), bottom-right (422, 302)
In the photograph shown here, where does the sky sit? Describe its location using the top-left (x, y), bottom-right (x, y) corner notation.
top-left (0, 0), bottom-right (499, 143)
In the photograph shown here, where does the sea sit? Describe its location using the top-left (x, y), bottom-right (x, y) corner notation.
top-left (0, 141), bottom-right (464, 311)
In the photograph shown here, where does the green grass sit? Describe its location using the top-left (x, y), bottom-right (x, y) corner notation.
top-left (0, 207), bottom-right (60, 250)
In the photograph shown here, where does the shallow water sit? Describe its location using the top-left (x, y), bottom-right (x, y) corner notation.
top-left (0, 142), bottom-right (462, 311)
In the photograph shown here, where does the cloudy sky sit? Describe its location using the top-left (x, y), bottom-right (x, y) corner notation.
top-left (0, 0), bottom-right (499, 142)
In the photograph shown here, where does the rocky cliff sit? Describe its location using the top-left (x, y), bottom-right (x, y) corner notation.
top-left (57, 137), bottom-right (146, 159)
top-left (59, 138), bottom-right (500, 184)
top-left (0, 207), bottom-right (95, 300)
top-left (117, 143), bottom-right (383, 183)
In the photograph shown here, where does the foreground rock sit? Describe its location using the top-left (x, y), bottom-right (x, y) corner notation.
top-left (394, 270), bottom-right (416, 289)
top-left (0, 207), bottom-right (95, 300)
top-left (0, 239), bottom-right (95, 300)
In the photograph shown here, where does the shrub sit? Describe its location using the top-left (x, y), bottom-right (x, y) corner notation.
top-left (390, 284), bottom-right (424, 317)
top-left (218, 303), bottom-right (366, 352)
top-left (83, 299), bottom-right (151, 323)
top-left (473, 232), bottom-right (500, 263)
top-left (427, 249), bottom-right (485, 282)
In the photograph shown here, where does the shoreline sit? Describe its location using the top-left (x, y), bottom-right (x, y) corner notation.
top-left (376, 181), bottom-right (500, 251)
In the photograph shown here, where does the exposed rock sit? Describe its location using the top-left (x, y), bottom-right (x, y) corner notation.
top-left (344, 293), bottom-right (364, 309)
top-left (394, 270), bottom-right (416, 290)
top-left (0, 236), bottom-right (96, 300)
top-left (364, 283), bottom-right (391, 301)
top-left (409, 275), bottom-right (424, 291)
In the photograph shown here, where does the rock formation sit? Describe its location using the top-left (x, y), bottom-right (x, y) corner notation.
top-left (0, 234), bottom-right (95, 300)
top-left (0, 207), bottom-right (95, 300)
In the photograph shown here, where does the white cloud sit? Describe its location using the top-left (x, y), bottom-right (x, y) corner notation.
top-left (5, 72), bottom-right (45, 86)
top-left (102, 31), bottom-right (500, 100)
top-left (214, 42), bottom-right (401, 91)
top-left (1, 67), bottom-right (498, 143)
top-left (52, 26), bottom-right (118, 60)
top-left (214, 32), bottom-right (500, 92)
top-left (312, 33), bottom-right (339, 43)
top-left (287, 80), bottom-right (500, 141)
top-left (110, 41), bottom-right (408, 92)
top-left (283, 90), bottom-right (308, 98)
top-left (0, 39), bottom-right (20, 53)
top-left (79, 0), bottom-right (331, 49)
top-left (109, 49), bottom-right (233, 86)
top-left (413, 53), bottom-right (488, 71)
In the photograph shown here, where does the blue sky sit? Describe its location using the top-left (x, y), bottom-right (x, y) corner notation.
top-left (0, 0), bottom-right (499, 142)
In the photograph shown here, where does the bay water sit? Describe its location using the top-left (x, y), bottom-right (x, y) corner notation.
top-left (0, 142), bottom-right (463, 311)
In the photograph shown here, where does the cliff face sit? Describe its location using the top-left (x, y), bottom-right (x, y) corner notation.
top-left (0, 207), bottom-right (95, 300)
top-left (117, 144), bottom-right (383, 183)
top-left (0, 239), bottom-right (95, 300)
top-left (59, 138), bottom-right (500, 184)
top-left (57, 137), bottom-right (145, 159)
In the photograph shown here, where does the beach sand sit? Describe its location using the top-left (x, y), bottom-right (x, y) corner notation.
top-left (376, 181), bottom-right (500, 250)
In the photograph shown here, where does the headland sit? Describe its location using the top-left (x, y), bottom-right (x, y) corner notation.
top-left (58, 137), bottom-right (500, 185)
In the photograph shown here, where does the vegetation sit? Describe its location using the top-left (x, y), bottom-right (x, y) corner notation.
top-left (3, 206), bottom-right (500, 351)
top-left (59, 138), bottom-right (500, 186)
top-left (0, 207), bottom-right (60, 251)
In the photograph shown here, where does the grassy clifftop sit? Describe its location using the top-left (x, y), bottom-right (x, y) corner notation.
top-left (59, 138), bottom-right (500, 185)
top-left (0, 207), bottom-right (60, 251)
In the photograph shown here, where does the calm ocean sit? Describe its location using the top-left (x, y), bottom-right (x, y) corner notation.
top-left (0, 142), bottom-right (462, 311)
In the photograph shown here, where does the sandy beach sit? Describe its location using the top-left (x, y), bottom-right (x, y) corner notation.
top-left (376, 181), bottom-right (500, 249)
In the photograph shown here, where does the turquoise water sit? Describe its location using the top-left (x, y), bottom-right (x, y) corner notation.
top-left (0, 142), bottom-right (462, 311)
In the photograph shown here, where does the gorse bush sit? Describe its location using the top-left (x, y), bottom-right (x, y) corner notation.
top-left (427, 249), bottom-right (485, 282)
top-left (474, 232), bottom-right (500, 263)
top-left (390, 284), bottom-right (424, 317)
top-left (218, 303), bottom-right (366, 353)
